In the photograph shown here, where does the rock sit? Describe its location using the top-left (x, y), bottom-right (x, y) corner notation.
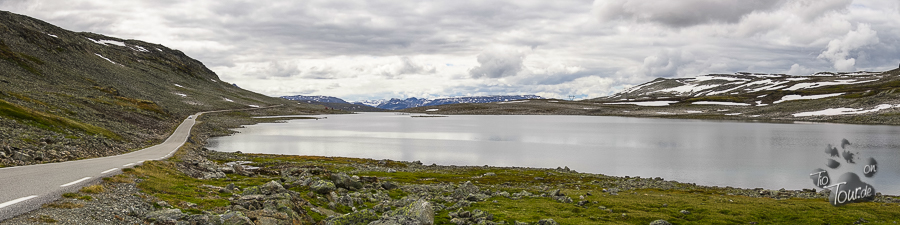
top-left (310, 180), bottom-right (336, 194)
top-left (377, 199), bottom-right (434, 225)
top-left (221, 211), bottom-right (253, 225)
top-left (483, 172), bottom-right (496, 176)
top-left (381, 181), bottom-right (398, 190)
top-left (12, 151), bottom-right (30, 162)
top-left (324, 209), bottom-right (379, 225)
top-left (242, 186), bottom-right (262, 195)
top-left (260, 180), bottom-right (286, 194)
top-left (452, 181), bottom-right (480, 200)
top-left (225, 183), bottom-right (239, 192)
top-left (549, 189), bottom-right (562, 197)
top-left (650, 219), bottom-right (672, 225)
top-left (156, 201), bottom-right (172, 208)
top-left (331, 173), bottom-right (363, 190)
top-left (680, 210), bottom-right (690, 215)
top-left (515, 222), bottom-right (529, 225)
top-left (536, 219), bottom-right (558, 225)
top-left (145, 208), bottom-right (185, 223)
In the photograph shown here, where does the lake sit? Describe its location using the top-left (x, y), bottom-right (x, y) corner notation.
top-left (206, 112), bottom-right (900, 195)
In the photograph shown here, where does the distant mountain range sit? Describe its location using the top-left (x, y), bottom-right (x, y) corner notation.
top-left (281, 95), bottom-right (544, 110)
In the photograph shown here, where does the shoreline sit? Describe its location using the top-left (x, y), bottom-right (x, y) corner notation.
top-left (6, 109), bottom-right (900, 224)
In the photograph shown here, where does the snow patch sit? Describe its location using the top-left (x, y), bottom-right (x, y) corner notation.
top-left (174, 84), bottom-right (183, 88)
top-left (693, 75), bottom-right (750, 82)
top-left (793, 104), bottom-right (893, 117)
top-left (497, 100), bottom-right (529, 104)
top-left (224, 98), bottom-right (234, 102)
top-left (130, 45), bottom-right (149, 52)
top-left (603, 101), bottom-right (678, 106)
top-left (47, 33), bottom-right (58, 38)
top-left (248, 105), bottom-right (260, 108)
top-left (691, 101), bottom-right (751, 106)
top-left (210, 79), bottom-right (218, 83)
top-left (685, 110), bottom-right (703, 113)
top-left (725, 113), bottom-right (742, 116)
top-left (425, 109), bottom-right (439, 112)
top-left (94, 53), bottom-right (119, 65)
top-left (86, 37), bottom-right (126, 47)
top-left (773, 93), bottom-right (844, 104)
top-left (656, 112), bottom-right (672, 114)
top-left (175, 93), bottom-right (187, 97)
top-left (548, 100), bottom-right (559, 103)
top-left (783, 80), bottom-right (877, 90)
top-left (755, 101), bottom-right (768, 107)
top-left (786, 77), bottom-right (809, 81)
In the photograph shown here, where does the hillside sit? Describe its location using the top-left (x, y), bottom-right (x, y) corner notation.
top-left (0, 11), bottom-right (326, 167)
top-left (403, 69), bottom-right (900, 124)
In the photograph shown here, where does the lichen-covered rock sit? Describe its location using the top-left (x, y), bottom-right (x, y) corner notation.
top-left (331, 172), bottom-right (363, 191)
top-left (145, 208), bottom-right (185, 223)
top-left (452, 181), bottom-right (479, 200)
top-left (650, 219), bottom-right (672, 225)
top-left (536, 219), bottom-right (558, 225)
top-left (374, 199), bottom-right (434, 225)
top-left (221, 211), bottom-right (253, 225)
top-left (324, 209), bottom-right (379, 225)
top-left (260, 180), bottom-right (287, 194)
top-left (381, 181), bottom-right (398, 190)
top-left (310, 179), bottom-right (337, 194)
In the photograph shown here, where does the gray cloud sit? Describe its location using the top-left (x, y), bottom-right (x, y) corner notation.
top-left (469, 48), bottom-right (526, 78)
top-left (3, 0), bottom-right (899, 100)
top-left (594, 0), bottom-right (784, 27)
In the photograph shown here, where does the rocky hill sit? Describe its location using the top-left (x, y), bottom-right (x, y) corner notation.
top-left (281, 95), bottom-right (349, 104)
top-left (404, 69), bottom-right (900, 125)
top-left (0, 11), bottom-right (318, 167)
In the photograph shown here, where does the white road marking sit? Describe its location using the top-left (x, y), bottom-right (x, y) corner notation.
top-left (0, 195), bottom-right (38, 208)
top-left (60, 177), bottom-right (91, 187)
top-left (123, 163), bottom-right (135, 167)
top-left (101, 168), bottom-right (118, 174)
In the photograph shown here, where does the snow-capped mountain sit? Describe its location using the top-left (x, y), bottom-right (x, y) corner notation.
top-left (281, 95), bottom-right (545, 110)
top-left (281, 95), bottom-right (349, 104)
top-left (357, 95), bottom-right (545, 110)
top-left (600, 71), bottom-right (884, 103)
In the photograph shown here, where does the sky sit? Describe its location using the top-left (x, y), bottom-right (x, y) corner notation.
top-left (2, 0), bottom-right (900, 101)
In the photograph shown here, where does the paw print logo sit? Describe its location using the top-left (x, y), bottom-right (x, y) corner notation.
top-left (809, 139), bottom-right (878, 206)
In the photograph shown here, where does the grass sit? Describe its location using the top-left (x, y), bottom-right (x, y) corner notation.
top-left (79, 185), bottom-right (104, 194)
top-left (28, 215), bottom-right (57, 223)
top-left (0, 98), bottom-right (120, 140)
top-left (127, 160), bottom-right (268, 211)
top-left (61, 193), bottom-right (80, 198)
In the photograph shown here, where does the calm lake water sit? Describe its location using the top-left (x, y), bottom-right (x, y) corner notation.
top-left (207, 113), bottom-right (900, 195)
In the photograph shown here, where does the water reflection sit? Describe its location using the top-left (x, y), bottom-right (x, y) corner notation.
top-left (207, 113), bottom-right (900, 194)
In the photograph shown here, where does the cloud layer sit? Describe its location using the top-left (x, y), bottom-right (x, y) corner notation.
top-left (3, 0), bottom-right (899, 101)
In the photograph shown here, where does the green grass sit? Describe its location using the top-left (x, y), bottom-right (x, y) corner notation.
top-left (129, 160), bottom-right (269, 211)
top-left (0, 98), bottom-right (120, 139)
top-left (79, 185), bottom-right (104, 194)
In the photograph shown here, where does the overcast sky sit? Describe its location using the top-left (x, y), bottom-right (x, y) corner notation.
top-left (3, 0), bottom-right (900, 101)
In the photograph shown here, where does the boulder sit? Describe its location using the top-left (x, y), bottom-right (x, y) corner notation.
top-left (650, 219), bottom-right (672, 225)
top-left (452, 181), bottom-right (479, 200)
top-left (374, 199), bottom-right (434, 225)
top-left (260, 180), bottom-right (287, 195)
top-left (536, 219), bottom-right (558, 225)
top-left (145, 208), bottom-right (185, 223)
top-left (310, 180), bottom-right (336, 195)
top-left (381, 181), bottom-right (398, 190)
top-left (221, 211), bottom-right (253, 225)
top-left (330, 173), bottom-right (363, 190)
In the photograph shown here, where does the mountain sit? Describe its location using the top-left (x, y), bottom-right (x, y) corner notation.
top-left (355, 95), bottom-right (544, 110)
top-left (0, 11), bottom-right (317, 167)
top-left (281, 95), bottom-right (349, 104)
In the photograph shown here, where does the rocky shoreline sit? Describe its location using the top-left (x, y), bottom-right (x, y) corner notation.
top-left (5, 110), bottom-right (900, 224)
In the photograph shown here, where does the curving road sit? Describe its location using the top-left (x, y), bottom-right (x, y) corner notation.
top-left (0, 112), bottom-right (204, 221)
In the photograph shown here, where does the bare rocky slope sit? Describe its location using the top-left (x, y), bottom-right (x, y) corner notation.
top-left (0, 11), bottom-right (310, 167)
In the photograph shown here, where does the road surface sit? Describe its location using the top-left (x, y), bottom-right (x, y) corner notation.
top-left (0, 112), bottom-right (203, 221)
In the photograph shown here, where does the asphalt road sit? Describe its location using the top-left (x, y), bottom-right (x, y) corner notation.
top-left (0, 112), bottom-right (203, 221)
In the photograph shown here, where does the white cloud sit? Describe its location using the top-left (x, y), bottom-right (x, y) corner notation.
top-left (817, 23), bottom-right (880, 71)
top-left (3, 0), bottom-right (900, 101)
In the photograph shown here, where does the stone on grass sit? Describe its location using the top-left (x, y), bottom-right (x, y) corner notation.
top-left (650, 219), bottom-right (672, 225)
top-left (310, 180), bottom-right (336, 194)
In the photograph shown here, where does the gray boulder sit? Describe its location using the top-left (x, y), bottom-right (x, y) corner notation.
top-left (650, 219), bottom-right (672, 225)
top-left (536, 219), bottom-right (558, 225)
top-left (310, 179), bottom-right (337, 194)
top-left (145, 208), bottom-right (185, 223)
top-left (221, 211), bottom-right (254, 225)
top-left (331, 173), bottom-right (363, 190)
top-left (260, 180), bottom-right (287, 195)
top-left (372, 199), bottom-right (434, 225)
